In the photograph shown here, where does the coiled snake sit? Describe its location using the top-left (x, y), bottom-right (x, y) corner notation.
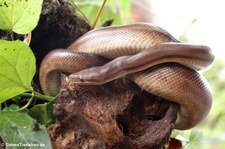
top-left (39, 23), bottom-right (214, 130)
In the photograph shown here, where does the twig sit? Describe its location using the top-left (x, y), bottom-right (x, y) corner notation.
top-left (92, 0), bottom-right (107, 29)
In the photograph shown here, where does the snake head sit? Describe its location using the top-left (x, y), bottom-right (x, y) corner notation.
top-left (68, 67), bottom-right (106, 86)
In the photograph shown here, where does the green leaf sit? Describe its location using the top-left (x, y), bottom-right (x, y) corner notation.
top-left (28, 97), bottom-right (57, 126)
top-left (0, 40), bottom-right (36, 103)
top-left (0, 87), bottom-right (26, 103)
top-left (0, 0), bottom-right (43, 34)
top-left (11, 95), bottom-right (22, 104)
top-left (0, 112), bottom-right (52, 149)
top-left (2, 104), bottom-right (19, 111)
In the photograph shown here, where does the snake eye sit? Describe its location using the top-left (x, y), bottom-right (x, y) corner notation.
top-left (79, 74), bottom-right (84, 82)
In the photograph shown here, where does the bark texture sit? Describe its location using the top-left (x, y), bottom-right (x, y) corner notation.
top-left (48, 78), bottom-right (178, 149)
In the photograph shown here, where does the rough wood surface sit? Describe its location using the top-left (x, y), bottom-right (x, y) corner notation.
top-left (48, 77), bottom-right (178, 149)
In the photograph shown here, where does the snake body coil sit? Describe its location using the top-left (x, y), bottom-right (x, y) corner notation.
top-left (39, 23), bottom-right (214, 130)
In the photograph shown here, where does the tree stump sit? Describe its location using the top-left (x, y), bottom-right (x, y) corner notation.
top-left (48, 77), bottom-right (178, 149)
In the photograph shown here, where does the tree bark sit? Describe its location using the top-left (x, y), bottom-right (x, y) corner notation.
top-left (48, 77), bottom-right (178, 149)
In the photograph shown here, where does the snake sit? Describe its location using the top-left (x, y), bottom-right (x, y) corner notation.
top-left (39, 22), bottom-right (214, 130)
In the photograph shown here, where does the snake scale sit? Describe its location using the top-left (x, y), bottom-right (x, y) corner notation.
top-left (39, 23), bottom-right (214, 130)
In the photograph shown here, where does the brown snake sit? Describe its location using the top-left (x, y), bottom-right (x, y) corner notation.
top-left (39, 23), bottom-right (214, 130)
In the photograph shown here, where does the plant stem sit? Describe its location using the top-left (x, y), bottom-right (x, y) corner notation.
top-left (22, 91), bottom-right (53, 101)
top-left (33, 91), bottom-right (53, 101)
top-left (14, 92), bottom-right (35, 112)
top-left (13, 90), bottom-right (54, 112)
top-left (69, 0), bottom-right (90, 24)
top-left (92, 0), bottom-right (107, 29)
